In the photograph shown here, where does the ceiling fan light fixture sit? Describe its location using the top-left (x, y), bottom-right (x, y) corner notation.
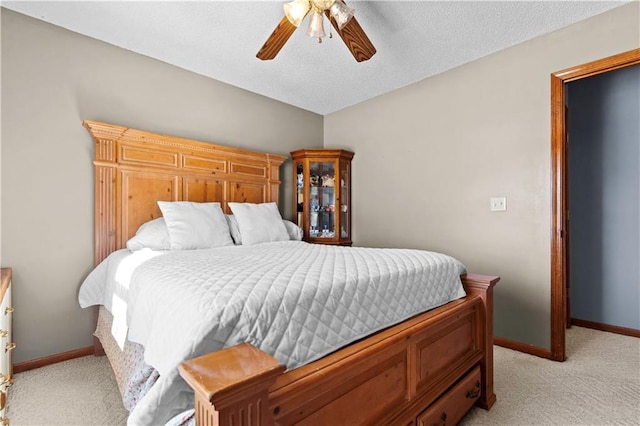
top-left (284, 0), bottom-right (311, 27)
top-left (306, 10), bottom-right (326, 40)
top-left (313, 0), bottom-right (336, 9)
top-left (257, 0), bottom-right (376, 62)
top-left (329, 0), bottom-right (355, 30)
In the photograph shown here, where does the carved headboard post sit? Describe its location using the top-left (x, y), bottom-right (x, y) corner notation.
top-left (84, 121), bottom-right (124, 266)
top-left (268, 155), bottom-right (283, 210)
top-left (84, 120), bottom-right (287, 266)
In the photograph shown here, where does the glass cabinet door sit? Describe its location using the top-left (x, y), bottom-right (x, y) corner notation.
top-left (309, 161), bottom-right (336, 239)
top-left (339, 160), bottom-right (350, 239)
top-left (292, 149), bottom-right (354, 246)
top-left (296, 161), bottom-right (304, 227)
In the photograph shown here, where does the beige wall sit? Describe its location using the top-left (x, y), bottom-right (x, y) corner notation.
top-left (0, 9), bottom-right (323, 363)
top-left (324, 3), bottom-right (639, 349)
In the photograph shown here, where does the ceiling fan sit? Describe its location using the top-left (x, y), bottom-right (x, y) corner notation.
top-left (257, 0), bottom-right (376, 62)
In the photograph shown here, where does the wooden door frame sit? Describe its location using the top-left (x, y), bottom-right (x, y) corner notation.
top-left (550, 48), bottom-right (640, 361)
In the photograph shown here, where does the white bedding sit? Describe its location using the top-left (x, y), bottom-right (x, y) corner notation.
top-left (79, 241), bottom-right (466, 425)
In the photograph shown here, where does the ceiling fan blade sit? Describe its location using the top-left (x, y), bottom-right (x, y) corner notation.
top-left (257, 16), bottom-right (297, 60)
top-left (326, 13), bottom-right (376, 62)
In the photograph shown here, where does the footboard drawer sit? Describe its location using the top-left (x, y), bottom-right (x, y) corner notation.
top-left (417, 366), bottom-right (481, 426)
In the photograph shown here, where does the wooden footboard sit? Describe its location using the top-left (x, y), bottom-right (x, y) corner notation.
top-left (179, 273), bottom-right (498, 425)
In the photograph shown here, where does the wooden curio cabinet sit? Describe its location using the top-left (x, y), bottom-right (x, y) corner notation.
top-left (291, 149), bottom-right (354, 246)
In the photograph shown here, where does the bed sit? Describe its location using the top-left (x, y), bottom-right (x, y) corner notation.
top-left (81, 120), bottom-right (498, 425)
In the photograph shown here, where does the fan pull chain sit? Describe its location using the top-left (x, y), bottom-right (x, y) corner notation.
top-left (323, 15), bottom-right (332, 42)
top-left (327, 11), bottom-right (333, 40)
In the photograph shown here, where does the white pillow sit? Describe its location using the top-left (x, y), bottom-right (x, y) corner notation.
top-left (157, 201), bottom-right (234, 250)
top-left (283, 220), bottom-right (303, 241)
top-left (225, 215), bottom-right (302, 244)
top-left (126, 217), bottom-right (171, 251)
top-left (225, 214), bottom-right (243, 245)
top-left (228, 202), bottom-right (290, 245)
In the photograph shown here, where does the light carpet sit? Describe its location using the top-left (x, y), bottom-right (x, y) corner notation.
top-left (7, 326), bottom-right (640, 425)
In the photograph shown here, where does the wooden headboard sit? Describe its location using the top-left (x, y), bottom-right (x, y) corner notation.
top-left (84, 120), bottom-right (286, 265)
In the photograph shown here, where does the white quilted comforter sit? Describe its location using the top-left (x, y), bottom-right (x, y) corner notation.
top-left (79, 241), bottom-right (466, 425)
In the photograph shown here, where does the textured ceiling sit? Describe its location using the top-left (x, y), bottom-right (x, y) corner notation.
top-left (2, 1), bottom-right (629, 115)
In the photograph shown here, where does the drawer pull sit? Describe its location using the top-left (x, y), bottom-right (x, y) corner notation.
top-left (4, 307), bottom-right (13, 315)
top-left (0, 331), bottom-right (7, 339)
top-left (440, 412), bottom-right (447, 425)
top-left (4, 343), bottom-right (15, 353)
top-left (0, 375), bottom-right (12, 387)
top-left (466, 380), bottom-right (481, 399)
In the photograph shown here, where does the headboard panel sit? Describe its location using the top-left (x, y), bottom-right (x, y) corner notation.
top-left (84, 120), bottom-right (286, 265)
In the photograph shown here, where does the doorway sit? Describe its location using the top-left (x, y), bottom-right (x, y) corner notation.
top-left (550, 48), bottom-right (640, 361)
top-left (567, 67), bottom-right (640, 336)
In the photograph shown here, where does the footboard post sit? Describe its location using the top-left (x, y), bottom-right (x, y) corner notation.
top-left (461, 273), bottom-right (499, 410)
top-left (179, 343), bottom-right (286, 426)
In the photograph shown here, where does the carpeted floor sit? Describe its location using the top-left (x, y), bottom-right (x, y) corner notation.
top-left (461, 326), bottom-right (640, 425)
top-left (7, 355), bottom-right (127, 425)
top-left (7, 326), bottom-right (640, 425)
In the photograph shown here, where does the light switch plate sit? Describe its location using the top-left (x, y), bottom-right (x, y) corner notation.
top-left (490, 197), bottom-right (507, 211)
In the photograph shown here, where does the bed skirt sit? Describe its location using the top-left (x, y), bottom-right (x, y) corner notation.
top-left (94, 306), bottom-right (159, 411)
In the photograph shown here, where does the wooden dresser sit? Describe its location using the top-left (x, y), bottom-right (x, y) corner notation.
top-left (0, 268), bottom-right (14, 425)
